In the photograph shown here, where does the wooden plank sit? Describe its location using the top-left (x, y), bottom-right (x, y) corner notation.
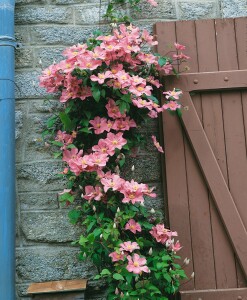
top-left (215, 17), bottom-right (247, 284)
top-left (195, 18), bottom-right (238, 289)
top-left (180, 288), bottom-right (247, 300)
top-left (155, 22), bottom-right (194, 291)
top-left (27, 279), bottom-right (87, 294)
top-left (176, 20), bottom-right (216, 290)
top-left (178, 91), bottom-right (247, 279)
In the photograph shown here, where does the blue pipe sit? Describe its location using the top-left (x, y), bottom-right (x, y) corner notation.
top-left (0, 0), bottom-right (16, 299)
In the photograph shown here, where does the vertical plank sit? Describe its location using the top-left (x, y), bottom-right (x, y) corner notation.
top-left (195, 19), bottom-right (238, 289)
top-left (215, 18), bottom-right (247, 286)
top-left (234, 17), bottom-right (247, 287)
top-left (155, 22), bottom-right (194, 290)
top-left (175, 20), bottom-right (216, 290)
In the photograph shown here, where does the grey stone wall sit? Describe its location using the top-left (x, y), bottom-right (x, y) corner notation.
top-left (15, 0), bottom-right (247, 299)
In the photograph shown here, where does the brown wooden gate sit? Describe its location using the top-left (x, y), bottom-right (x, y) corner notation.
top-left (155, 18), bottom-right (247, 299)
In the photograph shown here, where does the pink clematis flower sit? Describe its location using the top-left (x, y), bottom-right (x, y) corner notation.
top-left (125, 219), bottom-right (142, 234)
top-left (163, 88), bottom-right (182, 100)
top-left (63, 148), bottom-right (83, 163)
top-left (83, 185), bottom-right (103, 201)
top-left (174, 42), bottom-right (186, 50)
top-left (106, 99), bottom-right (124, 119)
top-left (92, 139), bottom-right (116, 156)
top-left (169, 240), bottom-right (182, 253)
top-left (109, 251), bottom-right (125, 262)
top-left (89, 117), bottom-right (110, 134)
top-left (152, 135), bottom-right (164, 153)
top-left (150, 224), bottom-right (177, 244)
top-left (162, 101), bottom-right (181, 111)
top-left (105, 132), bottom-right (127, 150)
top-left (119, 241), bottom-right (140, 253)
top-left (101, 173), bottom-right (124, 192)
top-left (90, 71), bottom-right (112, 84)
top-left (147, 0), bottom-right (158, 6)
top-left (126, 254), bottom-right (150, 274)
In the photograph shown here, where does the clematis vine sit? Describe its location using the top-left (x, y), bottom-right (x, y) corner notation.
top-left (40, 20), bottom-right (188, 300)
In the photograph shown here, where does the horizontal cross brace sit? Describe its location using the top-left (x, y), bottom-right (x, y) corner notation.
top-left (164, 69), bottom-right (247, 92)
top-left (180, 288), bottom-right (247, 300)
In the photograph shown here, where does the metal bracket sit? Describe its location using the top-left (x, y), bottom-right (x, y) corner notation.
top-left (0, 35), bottom-right (21, 49)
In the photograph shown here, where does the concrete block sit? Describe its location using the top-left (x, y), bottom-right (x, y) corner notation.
top-left (16, 247), bottom-right (96, 282)
top-left (29, 99), bottom-right (62, 114)
top-left (21, 211), bottom-right (80, 242)
top-left (122, 153), bottom-right (161, 182)
top-left (15, 71), bottom-right (47, 99)
top-left (34, 47), bottom-right (65, 68)
top-left (131, 0), bottom-right (176, 20)
top-left (221, 0), bottom-right (247, 18)
top-left (15, 6), bottom-right (73, 25)
top-left (19, 192), bottom-right (59, 210)
top-left (178, 1), bottom-right (217, 20)
top-left (15, 48), bottom-right (33, 69)
top-left (16, 0), bottom-right (46, 4)
top-left (16, 161), bottom-right (66, 192)
top-left (30, 25), bottom-right (106, 46)
top-left (74, 4), bottom-right (108, 25)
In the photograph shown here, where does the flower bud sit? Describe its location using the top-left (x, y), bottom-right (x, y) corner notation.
top-left (117, 207), bottom-right (120, 213)
top-left (191, 272), bottom-right (195, 278)
top-left (140, 202), bottom-right (145, 207)
top-left (83, 252), bottom-right (87, 258)
top-left (131, 165), bottom-right (135, 172)
top-left (150, 208), bottom-right (155, 214)
top-left (115, 288), bottom-right (119, 295)
top-left (148, 247), bottom-right (153, 255)
top-left (120, 292), bottom-right (124, 298)
top-left (115, 165), bottom-right (120, 174)
top-left (92, 205), bottom-right (96, 212)
top-left (100, 234), bottom-right (103, 240)
top-left (135, 276), bottom-right (139, 282)
top-left (183, 258), bottom-right (190, 265)
top-left (126, 292), bottom-right (129, 296)
top-left (113, 223), bottom-right (117, 229)
top-left (39, 58), bottom-right (42, 65)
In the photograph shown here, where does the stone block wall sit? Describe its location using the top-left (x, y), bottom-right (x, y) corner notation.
top-left (15, 0), bottom-right (247, 299)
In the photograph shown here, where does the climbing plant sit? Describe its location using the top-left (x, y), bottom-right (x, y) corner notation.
top-left (40, 1), bottom-right (190, 299)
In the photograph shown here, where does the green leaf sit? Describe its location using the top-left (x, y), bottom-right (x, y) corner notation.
top-left (92, 85), bottom-right (101, 102)
top-left (68, 210), bottom-right (81, 225)
top-left (59, 112), bottom-right (75, 131)
top-left (79, 236), bottom-right (88, 247)
top-left (147, 95), bottom-right (159, 104)
top-left (101, 269), bottom-right (111, 276)
top-left (51, 141), bottom-right (63, 147)
top-left (158, 57), bottom-right (167, 67)
top-left (53, 152), bottom-right (62, 158)
top-left (113, 273), bottom-right (124, 281)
